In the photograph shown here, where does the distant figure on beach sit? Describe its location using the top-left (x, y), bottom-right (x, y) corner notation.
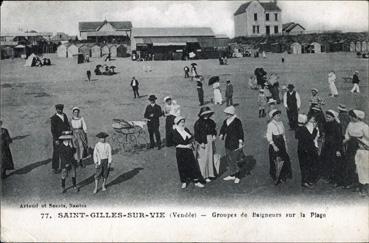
top-left (86, 70), bottom-right (91, 82)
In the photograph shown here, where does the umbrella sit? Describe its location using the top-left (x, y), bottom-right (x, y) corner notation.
top-left (208, 76), bottom-right (220, 86)
top-left (191, 63), bottom-right (197, 66)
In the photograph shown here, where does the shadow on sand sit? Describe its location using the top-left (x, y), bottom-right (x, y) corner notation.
top-left (106, 167), bottom-right (143, 188)
top-left (8, 158), bottom-right (52, 176)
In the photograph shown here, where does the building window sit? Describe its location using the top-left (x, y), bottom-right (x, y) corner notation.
top-left (274, 26), bottom-right (279, 34)
top-left (257, 26), bottom-right (260, 33)
top-left (254, 13), bottom-right (257, 21)
top-left (275, 13), bottom-right (278, 21)
top-left (266, 26), bottom-right (270, 35)
top-left (253, 26), bottom-right (256, 34)
top-left (266, 13), bottom-right (269, 21)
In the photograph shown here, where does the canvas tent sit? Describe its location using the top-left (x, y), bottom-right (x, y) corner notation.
top-left (290, 42), bottom-right (302, 54)
top-left (109, 44), bottom-right (117, 57)
top-left (349, 41), bottom-right (356, 52)
top-left (24, 53), bottom-right (36, 66)
top-left (355, 41), bottom-right (361, 52)
top-left (91, 45), bottom-right (101, 58)
top-left (79, 44), bottom-right (92, 57)
top-left (57, 44), bottom-right (69, 57)
top-left (67, 44), bottom-right (79, 58)
top-left (361, 41), bottom-right (367, 52)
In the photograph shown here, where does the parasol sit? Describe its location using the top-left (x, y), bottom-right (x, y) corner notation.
top-left (208, 76), bottom-right (220, 86)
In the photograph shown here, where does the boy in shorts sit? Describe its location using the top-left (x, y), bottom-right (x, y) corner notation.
top-left (93, 132), bottom-right (112, 194)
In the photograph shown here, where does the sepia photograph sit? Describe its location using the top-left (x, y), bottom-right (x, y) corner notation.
top-left (0, 0), bottom-right (368, 242)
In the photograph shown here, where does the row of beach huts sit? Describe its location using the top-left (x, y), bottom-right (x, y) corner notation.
top-left (56, 43), bottom-right (130, 58)
top-left (288, 40), bottom-right (369, 54)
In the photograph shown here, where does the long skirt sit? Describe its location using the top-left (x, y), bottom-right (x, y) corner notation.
top-left (269, 135), bottom-right (292, 182)
top-left (298, 147), bottom-right (319, 184)
top-left (165, 115), bottom-right (175, 147)
top-left (355, 149), bottom-right (369, 184)
top-left (343, 139), bottom-right (359, 186)
top-left (1, 145), bottom-right (14, 170)
top-left (320, 143), bottom-right (338, 181)
top-left (328, 81), bottom-right (338, 96)
top-left (214, 89), bottom-right (223, 104)
top-left (176, 147), bottom-right (203, 183)
top-left (72, 129), bottom-right (88, 161)
top-left (196, 135), bottom-right (215, 178)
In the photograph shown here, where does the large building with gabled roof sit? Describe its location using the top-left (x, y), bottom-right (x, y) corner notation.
top-left (234, 1), bottom-right (282, 37)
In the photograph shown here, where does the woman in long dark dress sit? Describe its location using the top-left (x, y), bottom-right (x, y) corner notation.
top-left (295, 114), bottom-right (320, 188)
top-left (320, 110), bottom-right (343, 184)
top-left (266, 109), bottom-right (292, 185)
top-left (1, 120), bottom-right (14, 179)
top-left (172, 116), bottom-right (205, 189)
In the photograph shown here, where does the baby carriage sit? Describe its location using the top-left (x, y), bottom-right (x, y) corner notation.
top-left (111, 119), bottom-right (148, 152)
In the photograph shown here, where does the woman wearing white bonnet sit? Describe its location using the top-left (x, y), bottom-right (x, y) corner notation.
top-left (343, 110), bottom-right (369, 196)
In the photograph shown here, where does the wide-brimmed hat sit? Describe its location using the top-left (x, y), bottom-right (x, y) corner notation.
top-left (298, 114), bottom-right (307, 125)
top-left (287, 84), bottom-right (294, 89)
top-left (326, 109), bottom-right (340, 123)
top-left (59, 131), bottom-right (73, 140)
top-left (224, 106), bottom-right (236, 115)
top-left (311, 106), bottom-right (321, 111)
top-left (269, 109), bottom-right (281, 119)
top-left (338, 104), bottom-right (347, 112)
top-left (148, 95), bottom-right (157, 101)
top-left (72, 106), bottom-right (80, 112)
top-left (163, 96), bottom-right (172, 102)
top-left (259, 89), bottom-right (264, 93)
top-left (268, 99), bottom-right (277, 105)
top-left (354, 70), bottom-right (359, 74)
top-left (174, 116), bottom-right (185, 125)
top-left (311, 88), bottom-right (318, 93)
top-left (198, 106), bottom-right (214, 117)
top-left (55, 104), bottom-right (64, 109)
top-left (96, 132), bottom-right (109, 138)
top-left (352, 110), bottom-right (365, 120)
top-left (281, 85), bottom-right (287, 90)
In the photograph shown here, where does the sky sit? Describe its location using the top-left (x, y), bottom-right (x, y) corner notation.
top-left (1, 1), bottom-right (368, 38)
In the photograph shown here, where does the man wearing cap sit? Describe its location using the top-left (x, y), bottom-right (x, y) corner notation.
top-left (219, 106), bottom-right (244, 184)
top-left (350, 71), bottom-right (360, 93)
top-left (225, 80), bottom-right (233, 106)
top-left (283, 84), bottom-right (301, 130)
top-left (130, 76), bottom-right (140, 98)
top-left (144, 95), bottom-right (163, 149)
top-left (50, 104), bottom-right (70, 173)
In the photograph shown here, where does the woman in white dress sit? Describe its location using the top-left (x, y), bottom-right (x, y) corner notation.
top-left (328, 71), bottom-right (338, 97)
top-left (70, 107), bottom-right (88, 168)
top-left (343, 110), bottom-right (369, 196)
top-left (213, 82), bottom-right (223, 105)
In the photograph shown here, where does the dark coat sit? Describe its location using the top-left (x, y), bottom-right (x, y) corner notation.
top-left (295, 126), bottom-right (319, 153)
top-left (219, 117), bottom-right (244, 150)
top-left (1, 128), bottom-right (14, 170)
top-left (144, 104), bottom-right (162, 128)
top-left (172, 128), bottom-right (194, 146)
top-left (352, 74), bottom-right (360, 84)
top-left (59, 143), bottom-right (76, 169)
top-left (194, 118), bottom-right (217, 144)
top-left (50, 113), bottom-right (70, 141)
top-left (225, 84), bottom-right (233, 98)
top-left (131, 79), bottom-right (139, 87)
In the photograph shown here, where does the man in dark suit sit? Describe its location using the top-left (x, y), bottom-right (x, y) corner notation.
top-left (144, 95), bottom-right (162, 149)
top-left (50, 104), bottom-right (70, 173)
top-left (225, 80), bottom-right (233, 106)
top-left (131, 76), bottom-right (140, 98)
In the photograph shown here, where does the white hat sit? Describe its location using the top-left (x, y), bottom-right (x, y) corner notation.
top-left (72, 106), bottom-right (80, 112)
top-left (268, 99), bottom-right (277, 105)
top-left (163, 96), bottom-right (172, 102)
top-left (298, 114), bottom-right (307, 125)
top-left (224, 106), bottom-right (236, 115)
top-left (174, 116), bottom-right (185, 125)
top-left (326, 109), bottom-right (340, 123)
top-left (353, 110), bottom-right (365, 120)
top-left (338, 104), bottom-right (347, 111)
top-left (311, 88), bottom-right (318, 93)
top-left (269, 109), bottom-right (281, 119)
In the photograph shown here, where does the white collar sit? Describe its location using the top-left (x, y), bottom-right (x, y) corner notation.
top-left (175, 127), bottom-right (191, 140)
top-left (226, 115), bottom-right (237, 126)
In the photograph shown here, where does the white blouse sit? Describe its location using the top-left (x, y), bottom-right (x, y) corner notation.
top-left (93, 142), bottom-right (112, 164)
top-left (266, 120), bottom-right (285, 145)
top-left (70, 117), bottom-right (87, 133)
top-left (345, 121), bottom-right (369, 149)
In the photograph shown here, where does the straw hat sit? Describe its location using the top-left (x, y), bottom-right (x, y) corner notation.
top-left (269, 109), bottom-right (281, 119)
top-left (224, 106), bottom-right (236, 115)
top-left (96, 132), bottom-right (109, 138)
top-left (298, 114), bottom-right (307, 125)
top-left (72, 106), bottom-right (80, 112)
top-left (326, 109), bottom-right (340, 123)
top-left (311, 88), bottom-right (318, 93)
top-left (353, 110), bottom-right (365, 120)
top-left (268, 99), bottom-right (277, 105)
top-left (337, 104), bottom-right (347, 112)
top-left (163, 96), bottom-right (172, 102)
top-left (174, 116), bottom-right (185, 125)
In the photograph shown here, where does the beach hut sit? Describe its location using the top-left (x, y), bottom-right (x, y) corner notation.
top-left (57, 43), bottom-right (69, 57)
top-left (290, 42), bottom-right (302, 54)
top-left (1, 46), bottom-right (14, 59)
top-left (109, 44), bottom-right (117, 57)
top-left (91, 44), bottom-right (101, 58)
top-left (355, 41), bottom-right (361, 52)
top-left (361, 40), bottom-right (367, 52)
top-left (117, 44), bottom-right (128, 57)
top-left (79, 44), bottom-right (92, 57)
top-left (349, 41), bottom-right (356, 52)
top-left (101, 45), bottom-right (110, 56)
top-left (67, 44), bottom-right (79, 58)
top-left (311, 42), bottom-right (321, 53)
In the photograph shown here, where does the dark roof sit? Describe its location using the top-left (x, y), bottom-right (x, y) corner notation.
top-left (282, 22), bottom-right (305, 32)
top-left (133, 27), bottom-right (215, 37)
top-left (79, 21), bottom-right (132, 32)
top-left (234, 1), bottom-right (281, 16)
